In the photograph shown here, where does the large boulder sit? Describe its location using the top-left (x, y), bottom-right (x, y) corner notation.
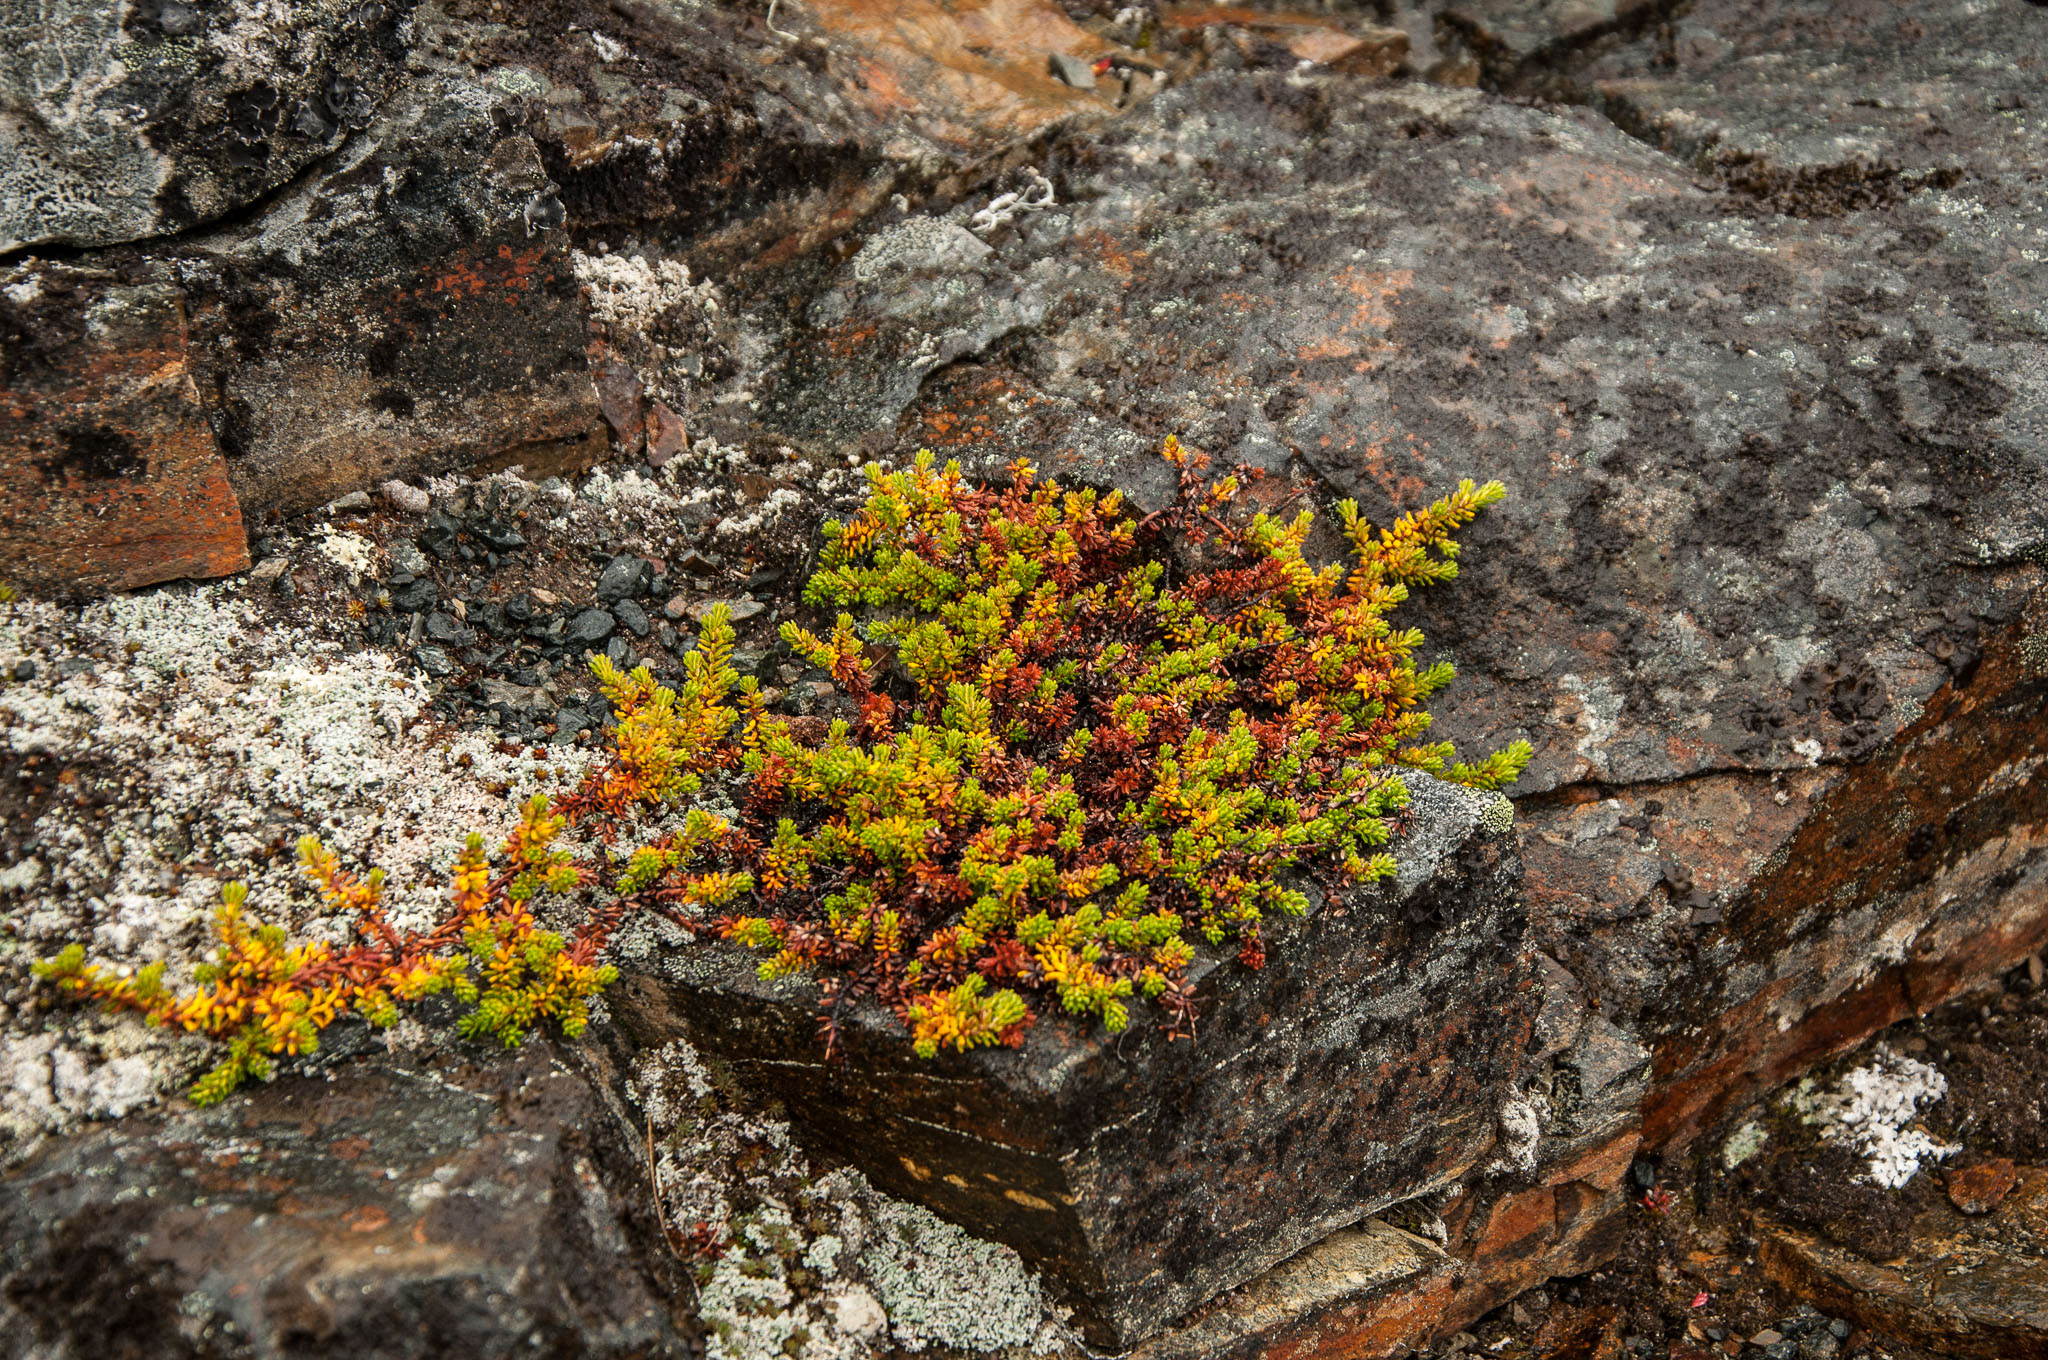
top-left (615, 774), bottom-right (1531, 1348)
top-left (0, 0), bottom-right (412, 252)
top-left (0, 1044), bottom-right (690, 1359)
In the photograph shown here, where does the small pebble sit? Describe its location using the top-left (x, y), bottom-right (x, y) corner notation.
top-left (613, 598), bottom-right (651, 637)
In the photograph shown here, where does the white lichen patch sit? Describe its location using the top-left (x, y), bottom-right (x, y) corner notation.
top-left (1788, 1046), bottom-right (1959, 1189)
top-left (317, 529), bottom-right (379, 584)
top-left (628, 1042), bottom-right (1070, 1360)
top-left (571, 249), bottom-right (720, 331)
top-left (0, 587), bottom-right (590, 1142)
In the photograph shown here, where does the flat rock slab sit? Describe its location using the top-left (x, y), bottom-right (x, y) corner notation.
top-left (616, 774), bottom-right (1532, 1348)
top-left (1758, 1167), bottom-right (2048, 1359)
top-left (1574, 0), bottom-right (2048, 189)
top-left (0, 265), bottom-right (248, 595)
top-left (1128, 1218), bottom-right (1456, 1360)
top-left (0, 1045), bottom-right (687, 1359)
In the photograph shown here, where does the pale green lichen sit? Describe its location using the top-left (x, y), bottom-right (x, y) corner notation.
top-left (1721, 1120), bottom-right (1768, 1170)
top-left (1481, 793), bottom-right (1516, 836)
top-left (630, 1041), bottom-right (1068, 1360)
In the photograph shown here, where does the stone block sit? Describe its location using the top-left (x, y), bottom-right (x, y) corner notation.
top-left (615, 774), bottom-right (1535, 1348)
top-left (0, 1046), bottom-right (687, 1358)
top-left (0, 264), bottom-right (248, 595)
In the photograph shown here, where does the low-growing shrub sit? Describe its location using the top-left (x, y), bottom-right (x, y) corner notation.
top-left (40, 439), bottom-right (1524, 1099)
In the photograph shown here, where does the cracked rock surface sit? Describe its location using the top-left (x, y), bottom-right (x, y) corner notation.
top-left (4, 0), bottom-right (2048, 1357)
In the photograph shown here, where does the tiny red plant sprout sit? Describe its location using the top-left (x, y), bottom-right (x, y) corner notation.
top-left (39, 438), bottom-right (1526, 1093)
top-left (1640, 1185), bottom-right (1676, 1215)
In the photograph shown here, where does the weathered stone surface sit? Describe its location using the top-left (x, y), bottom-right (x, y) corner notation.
top-left (1439, 0), bottom-right (1671, 79)
top-left (0, 0), bottom-right (412, 251)
top-left (617, 774), bottom-right (1533, 1348)
top-left (175, 70), bottom-right (606, 519)
top-left (1949, 1154), bottom-right (2020, 1215)
top-left (0, 263), bottom-right (248, 594)
top-left (847, 56), bottom-right (2048, 1160)
top-left (0, 1044), bottom-right (689, 1358)
top-left (1757, 1169), bottom-right (2048, 1359)
top-left (1570, 0), bottom-right (2048, 196)
top-left (1127, 1219), bottom-right (1456, 1360)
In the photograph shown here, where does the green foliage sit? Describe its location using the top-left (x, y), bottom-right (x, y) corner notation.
top-left (39, 436), bottom-right (1525, 1089)
top-left (687, 437), bottom-right (1526, 1054)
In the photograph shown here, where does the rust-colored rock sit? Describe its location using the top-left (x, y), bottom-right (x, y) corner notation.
top-left (0, 265), bottom-right (248, 595)
top-left (1948, 1155), bottom-right (2019, 1216)
top-left (1127, 1220), bottom-right (1455, 1360)
top-left (1757, 1171), bottom-right (2048, 1359)
top-left (807, 0), bottom-right (1137, 148)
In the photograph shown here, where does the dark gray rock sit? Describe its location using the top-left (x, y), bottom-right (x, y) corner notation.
top-left (566, 608), bottom-right (616, 647)
top-left (595, 553), bottom-right (652, 603)
top-left (388, 577), bottom-right (437, 613)
top-left (615, 774), bottom-right (1532, 1348)
top-left (0, 1046), bottom-right (689, 1359)
top-left (0, 0), bottom-right (410, 251)
top-left (612, 598), bottom-right (651, 637)
top-left (413, 644), bottom-right (456, 677)
top-left (423, 610), bottom-right (475, 645)
top-left (389, 538), bottom-right (430, 576)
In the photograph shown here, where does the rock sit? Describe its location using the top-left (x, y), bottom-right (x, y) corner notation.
top-left (1752, 1330), bottom-right (1785, 1347)
top-left (479, 677), bottom-right (546, 714)
top-left (1127, 1220), bottom-right (1457, 1360)
top-left (646, 402), bottom-right (687, 468)
top-left (423, 611), bottom-right (474, 646)
top-left (612, 598), bottom-right (650, 638)
top-left (0, 0), bottom-right (409, 252)
top-left (615, 774), bottom-right (1534, 1347)
top-left (594, 359), bottom-right (647, 453)
top-left (1758, 1167), bottom-right (2048, 1358)
top-left (1947, 1156), bottom-right (2019, 1216)
top-left (0, 1047), bottom-right (688, 1357)
top-left (1568, 0), bottom-right (2048, 213)
top-left (1162, 8), bottom-right (1411, 77)
top-left (552, 706), bottom-right (591, 741)
top-left (412, 644), bottom-right (457, 677)
top-left (418, 512), bottom-right (461, 561)
top-left (1436, 0), bottom-right (1667, 82)
top-left (388, 538), bottom-right (430, 576)
top-left (473, 519), bottom-right (526, 552)
top-left (882, 63), bottom-right (2048, 1174)
top-left (663, 594), bottom-right (693, 621)
top-left (382, 479), bottom-right (431, 513)
top-left (249, 556), bottom-right (290, 585)
top-left (566, 608), bottom-right (616, 648)
top-left (0, 264), bottom-right (249, 595)
top-left (686, 597), bottom-right (762, 624)
top-left (1047, 52), bottom-right (1098, 89)
top-left (595, 553), bottom-right (652, 603)
top-left (388, 577), bottom-right (438, 614)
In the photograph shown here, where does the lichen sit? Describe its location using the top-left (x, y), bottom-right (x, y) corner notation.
top-left (1787, 1046), bottom-right (1959, 1189)
top-left (629, 1040), bottom-right (1067, 1360)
